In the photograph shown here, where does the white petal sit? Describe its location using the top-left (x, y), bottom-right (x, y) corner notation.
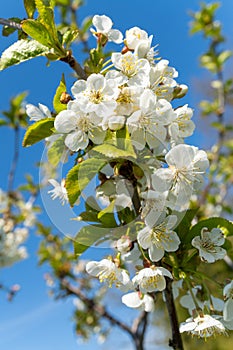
top-left (65, 130), bottom-right (88, 151)
top-left (93, 15), bottom-right (112, 33)
top-left (54, 110), bottom-right (78, 133)
top-left (108, 29), bottom-right (123, 43)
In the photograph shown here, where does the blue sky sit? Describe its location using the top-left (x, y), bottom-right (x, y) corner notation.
top-left (1, 1), bottom-right (233, 350)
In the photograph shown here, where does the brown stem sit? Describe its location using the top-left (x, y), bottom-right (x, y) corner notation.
top-left (132, 311), bottom-right (149, 350)
top-left (0, 18), bottom-right (21, 30)
top-left (60, 52), bottom-right (87, 79)
top-left (8, 126), bottom-right (20, 192)
top-left (164, 278), bottom-right (184, 350)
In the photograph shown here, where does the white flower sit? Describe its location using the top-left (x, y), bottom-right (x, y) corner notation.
top-left (115, 85), bottom-right (142, 116)
top-left (132, 266), bottom-right (172, 293)
top-left (180, 286), bottom-right (224, 315)
top-left (0, 189), bottom-right (8, 213)
top-left (26, 103), bottom-right (51, 121)
top-left (54, 103), bottom-right (105, 151)
top-left (102, 115), bottom-right (125, 131)
top-left (180, 286), bottom-right (203, 314)
top-left (152, 144), bottom-right (209, 209)
top-left (127, 89), bottom-right (167, 150)
top-left (180, 314), bottom-right (227, 338)
top-left (140, 190), bottom-right (168, 225)
top-left (137, 215), bottom-right (180, 262)
top-left (167, 104), bottom-right (195, 144)
top-left (124, 27), bottom-right (151, 50)
top-left (115, 236), bottom-right (132, 254)
top-left (17, 200), bottom-right (36, 227)
top-left (91, 15), bottom-right (123, 44)
top-left (122, 291), bottom-right (154, 312)
top-left (48, 179), bottom-right (68, 205)
top-left (71, 74), bottom-right (119, 118)
top-left (192, 227), bottom-right (226, 263)
top-left (111, 52), bottom-right (150, 87)
top-left (223, 280), bottom-right (233, 322)
top-left (0, 219), bottom-right (28, 268)
top-left (149, 60), bottom-right (178, 100)
top-left (86, 258), bottom-right (131, 291)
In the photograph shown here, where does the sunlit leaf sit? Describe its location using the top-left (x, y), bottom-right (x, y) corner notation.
top-left (0, 39), bottom-right (49, 70)
top-left (23, 118), bottom-right (54, 147)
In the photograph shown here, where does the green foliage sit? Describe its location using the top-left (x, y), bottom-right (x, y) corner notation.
top-left (66, 158), bottom-right (107, 206)
top-left (1, 92), bottom-right (28, 128)
top-left (0, 39), bottom-right (49, 71)
top-left (90, 128), bottom-right (136, 160)
top-left (74, 225), bottom-right (108, 257)
top-left (23, 118), bottom-right (55, 146)
top-left (53, 74), bottom-right (67, 113)
top-left (22, 20), bottom-right (57, 48)
top-left (47, 136), bottom-right (66, 166)
top-left (24, 0), bottom-right (36, 18)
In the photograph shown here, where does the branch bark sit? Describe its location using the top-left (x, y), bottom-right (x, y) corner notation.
top-left (164, 278), bottom-right (184, 350)
top-left (0, 18), bottom-right (22, 30)
top-left (61, 279), bottom-right (150, 350)
top-left (60, 53), bottom-right (87, 80)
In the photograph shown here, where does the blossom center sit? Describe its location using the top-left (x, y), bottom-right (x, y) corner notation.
top-left (98, 269), bottom-right (116, 287)
top-left (77, 116), bottom-right (90, 132)
top-left (121, 56), bottom-right (137, 76)
top-left (89, 89), bottom-right (104, 104)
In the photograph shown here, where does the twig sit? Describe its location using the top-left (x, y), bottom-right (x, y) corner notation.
top-left (61, 279), bottom-right (134, 337)
top-left (0, 18), bottom-right (22, 30)
top-left (60, 52), bottom-right (87, 79)
top-left (164, 278), bottom-right (184, 350)
top-left (8, 126), bottom-right (20, 192)
top-left (132, 311), bottom-right (149, 350)
top-left (0, 17), bottom-right (87, 79)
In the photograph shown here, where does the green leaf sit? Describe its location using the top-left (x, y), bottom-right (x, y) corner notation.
top-left (53, 74), bottom-right (67, 113)
top-left (218, 50), bottom-right (232, 66)
top-left (47, 136), bottom-right (66, 166)
top-left (186, 217), bottom-right (233, 245)
top-left (97, 200), bottom-right (117, 227)
top-left (62, 28), bottom-right (79, 48)
top-left (66, 158), bottom-right (107, 206)
top-left (0, 120), bottom-right (8, 127)
top-left (90, 129), bottom-right (136, 160)
top-left (23, 118), bottom-right (54, 147)
top-left (174, 209), bottom-right (198, 242)
top-left (0, 39), bottom-right (49, 71)
top-left (74, 225), bottom-right (106, 257)
top-left (74, 211), bottom-right (100, 223)
top-left (24, 0), bottom-right (36, 18)
top-left (91, 143), bottom-right (136, 159)
top-left (22, 19), bottom-right (55, 48)
top-left (35, 0), bottom-right (59, 44)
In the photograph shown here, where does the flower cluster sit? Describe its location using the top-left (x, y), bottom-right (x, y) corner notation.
top-left (25, 15), bottom-right (232, 339)
top-left (0, 188), bottom-right (36, 268)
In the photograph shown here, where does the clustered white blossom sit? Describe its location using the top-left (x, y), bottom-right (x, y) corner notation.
top-left (26, 15), bottom-right (231, 337)
top-left (0, 189), bottom-right (36, 268)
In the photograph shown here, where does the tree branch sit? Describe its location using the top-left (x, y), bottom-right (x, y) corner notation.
top-left (132, 311), bottom-right (149, 350)
top-left (61, 279), bottom-right (134, 338)
top-left (0, 18), bottom-right (22, 30)
top-left (164, 278), bottom-right (184, 350)
top-left (60, 53), bottom-right (87, 80)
